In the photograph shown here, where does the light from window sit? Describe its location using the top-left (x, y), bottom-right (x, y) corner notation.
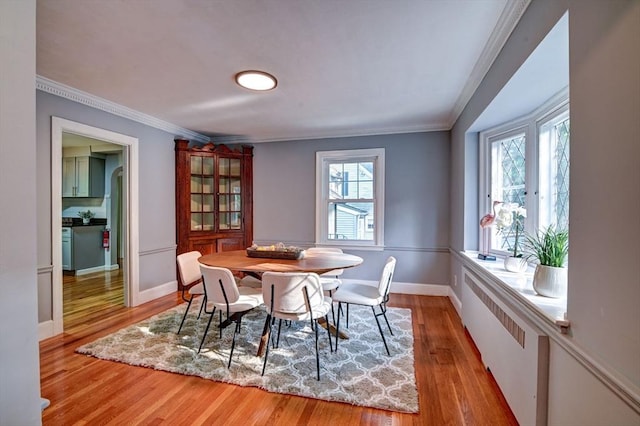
top-left (490, 131), bottom-right (527, 253)
top-left (480, 95), bottom-right (569, 257)
top-left (316, 149), bottom-right (384, 248)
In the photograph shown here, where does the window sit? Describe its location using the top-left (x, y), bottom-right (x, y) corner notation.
top-left (316, 148), bottom-right (384, 249)
top-left (480, 93), bottom-right (569, 256)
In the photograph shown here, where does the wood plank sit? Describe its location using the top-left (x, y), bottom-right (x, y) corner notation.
top-left (41, 284), bottom-right (518, 425)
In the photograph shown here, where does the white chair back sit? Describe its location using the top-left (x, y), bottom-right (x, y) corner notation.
top-left (200, 265), bottom-right (241, 306)
top-left (305, 247), bottom-right (344, 276)
top-left (177, 251), bottom-right (202, 286)
top-left (262, 272), bottom-right (324, 314)
top-left (377, 256), bottom-right (396, 297)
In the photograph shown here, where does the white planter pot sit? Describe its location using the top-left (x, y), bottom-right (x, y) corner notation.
top-left (82, 218), bottom-right (90, 225)
top-left (504, 256), bottom-right (527, 273)
top-left (533, 265), bottom-right (567, 298)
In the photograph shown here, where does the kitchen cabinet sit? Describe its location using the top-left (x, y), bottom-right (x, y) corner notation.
top-left (62, 225), bottom-right (105, 272)
top-left (62, 156), bottom-right (105, 197)
top-left (175, 139), bottom-right (253, 264)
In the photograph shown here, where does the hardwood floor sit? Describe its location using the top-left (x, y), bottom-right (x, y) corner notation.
top-left (63, 270), bottom-right (125, 329)
top-left (41, 289), bottom-right (518, 425)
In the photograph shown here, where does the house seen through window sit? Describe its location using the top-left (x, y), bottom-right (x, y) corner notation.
top-left (316, 148), bottom-right (384, 249)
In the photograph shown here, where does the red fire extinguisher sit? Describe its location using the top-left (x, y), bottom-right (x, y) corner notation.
top-left (103, 229), bottom-right (110, 249)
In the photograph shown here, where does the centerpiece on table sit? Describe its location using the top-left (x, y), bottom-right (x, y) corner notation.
top-left (524, 225), bottom-right (569, 298)
top-left (246, 242), bottom-right (305, 260)
top-left (495, 202), bottom-right (528, 273)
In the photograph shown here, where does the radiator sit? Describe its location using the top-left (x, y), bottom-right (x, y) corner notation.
top-left (462, 268), bottom-right (549, 426)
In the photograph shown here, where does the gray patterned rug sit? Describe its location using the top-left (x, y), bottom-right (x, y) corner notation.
top-left (76, 301), bottom-right (419, 413)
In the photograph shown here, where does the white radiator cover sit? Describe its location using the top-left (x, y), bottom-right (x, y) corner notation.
top-left (462, 268), bottom-right (549, 426)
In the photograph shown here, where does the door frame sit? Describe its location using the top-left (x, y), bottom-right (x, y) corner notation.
top-left (51, 117), bottom-right (140, 335)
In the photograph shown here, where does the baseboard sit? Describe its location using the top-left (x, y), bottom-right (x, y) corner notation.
top-left (448, 288), bottom-right (463, 319)
top-left (38, 320), bottom-right (54, 341)
top-left (135, 280), bottom-right (177, 306)
top-left (105, 264), bottom-right (120, 271)
top-left (341, 278), bottom-right (449, 296)
top-left (75, 265), bottom-right (108, 276)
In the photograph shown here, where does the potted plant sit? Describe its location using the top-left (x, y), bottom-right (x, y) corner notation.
top-left (524, 225), bottom-right (569, 298)
top-left (495, 202), bottom-right (528, 273)
top-left (78, 210), bottom-right (95, 225)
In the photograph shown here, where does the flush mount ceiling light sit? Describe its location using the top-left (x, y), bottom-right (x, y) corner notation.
top-left (235, 70), bottom-right (277, 91)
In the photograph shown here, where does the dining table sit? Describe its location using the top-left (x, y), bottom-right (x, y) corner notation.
top-left (198, 249), bottom-right (363, 356)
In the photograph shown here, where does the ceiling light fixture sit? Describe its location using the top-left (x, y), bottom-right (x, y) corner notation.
top-left (235, 70), bottom-right (277, 91)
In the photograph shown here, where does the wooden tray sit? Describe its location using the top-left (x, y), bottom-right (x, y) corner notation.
top-left (246, 248), bottom-right (305, 260)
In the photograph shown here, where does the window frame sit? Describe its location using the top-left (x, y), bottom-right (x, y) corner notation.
top-left (315, 148), bottom-right (385, 250)
top-left (479, 91), bottom-right (569, 257)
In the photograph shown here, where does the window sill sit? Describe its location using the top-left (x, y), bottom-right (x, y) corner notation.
top-left (460, 250), bottom-right (570, 333)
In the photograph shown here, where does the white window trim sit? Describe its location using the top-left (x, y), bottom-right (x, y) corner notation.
top-left (315, 148), bottom-right (385, 250)
top-left (479, 89), bottom-right (569, 257)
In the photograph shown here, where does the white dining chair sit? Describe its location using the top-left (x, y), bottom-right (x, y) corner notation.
top-left (176, 251), bottom-right (206, 334)
top-left (305, 247), bottom-right (344, 323)
top-left (260, 272), bottom-right (334, 381)
top-left (198, 265), bottom-right (263, 368)
top-left (332, 256), bottom-right (396, 355)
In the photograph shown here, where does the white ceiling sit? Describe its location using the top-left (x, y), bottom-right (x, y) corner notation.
top-left (37, 0), bottom-right (529, 143)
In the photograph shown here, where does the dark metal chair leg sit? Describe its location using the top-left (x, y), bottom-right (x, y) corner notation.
top-left (372, 305), bottom-right (390, 356)
top-left (335, 302), bottom-right (342, 351)
top-left (324, 314), bottom-right (333, 352)
top-left (196, 295), bottom-right (206, 319)
top-left (314, 318), bottom-right (320, 380)
top-left (198, 308), bottom-right (216, 353)
top-left (177, 296), bottom-right (193, 334)
top-left (261, 314), bottom-right (272, 376)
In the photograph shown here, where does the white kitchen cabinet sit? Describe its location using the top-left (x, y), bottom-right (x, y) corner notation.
top-left (62, 156), bottom-right (105, 197)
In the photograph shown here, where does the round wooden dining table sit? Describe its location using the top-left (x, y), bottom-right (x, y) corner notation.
top-left (197, 249), bottom-right (363, 356)
top-left (198, 249), bottom-right (363, 275)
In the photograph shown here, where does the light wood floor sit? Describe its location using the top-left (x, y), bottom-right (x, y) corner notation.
top-left (42, 279), bottom-right (517, 425)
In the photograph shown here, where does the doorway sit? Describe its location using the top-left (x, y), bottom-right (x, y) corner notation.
top-left (51, 117), bottom-right (140, 336)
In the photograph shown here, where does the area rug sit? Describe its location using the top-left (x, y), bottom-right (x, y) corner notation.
top-left (76, 301), bottom-right (419, 413)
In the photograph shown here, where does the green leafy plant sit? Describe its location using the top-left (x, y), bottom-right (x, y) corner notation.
top-left (524, 225), bottom-right (569, 267)
top-left (78, 210), bottom-right (95, 220)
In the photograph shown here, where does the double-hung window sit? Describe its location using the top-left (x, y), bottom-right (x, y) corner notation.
top-left (315, 148), bottom-right (385, 249)
top-left (480, 93), bottom-right (570, 256)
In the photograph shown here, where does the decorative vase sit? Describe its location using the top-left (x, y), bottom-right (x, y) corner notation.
top-left (532, 265), bottom-right (567, 298)
top-left (504, 256), bottom-right (527, 273)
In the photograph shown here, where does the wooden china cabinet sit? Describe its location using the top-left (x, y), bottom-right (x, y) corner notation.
top-left (174, 138), bottom-right (253, 260)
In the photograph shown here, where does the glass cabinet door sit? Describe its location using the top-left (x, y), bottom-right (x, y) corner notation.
top-left (218, 158), bottom-right (242, 230)
top-left (190, 156), bottom-right (215, 231)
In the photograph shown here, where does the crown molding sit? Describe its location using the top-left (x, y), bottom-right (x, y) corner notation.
top-left (36, 75), bottom-right (210, 143)
top-left (217, 121), bottom-right (451, 144)
top-left (448, 0), bottom-right (531, 127)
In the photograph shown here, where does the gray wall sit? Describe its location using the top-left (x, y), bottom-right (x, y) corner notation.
top-left (36, 91), bottom-right (178, 321)
top-left (0, 1), bottom-right (42, 424)
top-left (253, 131), bottom-right (451, 286)
top-left (451, 0), bottom-right (640, 421)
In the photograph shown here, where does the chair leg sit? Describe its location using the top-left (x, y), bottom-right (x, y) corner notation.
top-left (346, 303), bottom-right (350, 328)
top-left (335, 302), bottom-right (342, 351)
top-left (261, 314), bottom-right (272, 376)
top-left (329, 290), bottom-right (336, 326)
top-left (276, 319), bottom-right (283, 348)
top-left (228, 318), bottom-right (241, 368)
top-left (197, 295), bottom-right (206, 319)
top-left (324, 314), bottom-right (333, 352)
top-left (381, 304), bottom-right (393, 335)
top-left (177, 296), bottom-right (194, 334)
top-left (314, 318), bottom-right (320, 381)
top-left (198, 307), bottom-right (217, 353)
top-left (372, 306), bottom-right (391, 356)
